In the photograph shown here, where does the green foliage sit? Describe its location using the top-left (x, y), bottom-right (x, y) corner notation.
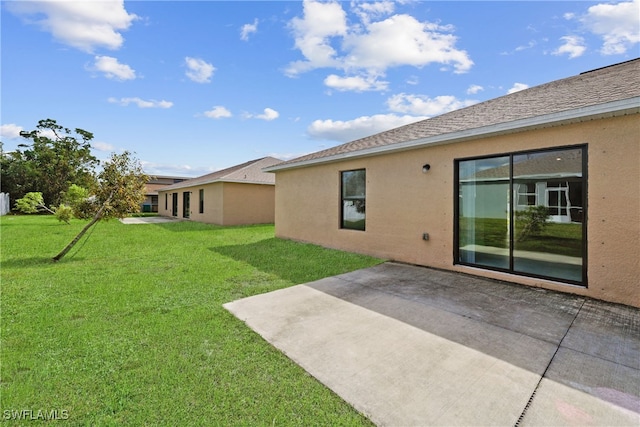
top-left (14, 192), bottom-right (45, 214)
top-left (61, 184), bottom-right (91, 219)
top-left (1, 119), bottom-right (98, 206)
top-left (53, 204), bottom-right (74, 224)
top-left (15, 191), bottom-right (73, 224)
top-left (63, 183), bottom-right (89, 206)
top-left (515, 205), bottom-right (550, 241)
top-left (94, 151), bottom-right (148, 219)
top-left (14, 192), bottom-right (60, 220)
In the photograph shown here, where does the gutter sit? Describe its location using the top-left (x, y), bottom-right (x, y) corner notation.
top-left (264, 96), bottom-right (640, 173)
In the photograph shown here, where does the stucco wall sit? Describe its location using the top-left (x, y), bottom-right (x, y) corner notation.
top-left (222, 183), bottom-right (275, 226)
top-left (274, 114), bottom-right (640, 307)
top-left (158, 182), bottom-right (274, 226)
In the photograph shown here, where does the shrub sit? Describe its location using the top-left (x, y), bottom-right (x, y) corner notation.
top-left (53, 204), bottom-right (74, 224)
top-left (516, 205), bottom-right (550, 241)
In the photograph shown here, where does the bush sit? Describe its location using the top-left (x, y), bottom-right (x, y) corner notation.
top-left (53, 204), bottom-right (73, 224)
top-left (516, 205), bottom-right (550, 241)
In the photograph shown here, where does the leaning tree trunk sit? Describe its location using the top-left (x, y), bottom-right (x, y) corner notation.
top-left (52, 191), bottom-right (114, 262)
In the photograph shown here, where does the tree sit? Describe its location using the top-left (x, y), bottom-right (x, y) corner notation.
top-left (13, 185), bottom-right (92, 225)
top-left (14, 192), bottom-right (56, 215)
top-left (1, 119), bottom-right (98, 207)
top-left (53, 152), bottom-right (148, 262)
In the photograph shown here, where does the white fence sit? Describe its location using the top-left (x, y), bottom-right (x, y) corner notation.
top-left (0, 193), bottom-right (10, 216)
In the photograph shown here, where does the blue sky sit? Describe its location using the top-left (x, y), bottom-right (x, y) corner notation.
top-left (1, 1), bottom-right (638, 177)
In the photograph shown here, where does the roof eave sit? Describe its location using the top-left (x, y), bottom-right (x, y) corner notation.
top-left (264, 97), bottom-right (640, 173)
top-left (158, 179), bottom-right (274, 191)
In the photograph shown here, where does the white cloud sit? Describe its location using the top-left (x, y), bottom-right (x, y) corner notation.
top-left (507, 83), bottom-right (529, 94)
top-left (204, 106), bottom-right (232, 119)
top-left (352, 0), bottom-right (395, 24)
top-left (0, 124), bottom-right (24, 139)
top-left (342, 14), bottom-right (473, 74)
top-left (286, 0), bottom-right (348, 75)
top-left (387, 93), bottom-right (477, 116)
top-left (108, 97), bottom-right (173, 108)
top-left (553, 35), bottom-right (587, 59)
top-left (7, 0), bottom-right (137, 53)
top-left (581, 0), bottom-right (640, 55)
top-left (406, 75), bottom-right (420, 85)
top-left (185, 57), bottom-right (215, 83)
top-left (91, 55), bottom-right (136, 80)
top-left (515, 40), bottom-right (537, 52)
top-left (286, 0), bottom-right (473, 92)
top-left (308, 114), bottom-right (425, 142)
top-left (467, 85), bottom-right (484, 95)
top-left (92, 141), bottom-right (116, 152)
top-left (140, 161), bottom-right (212, 178)
top-left (241, 19), bottom-right (259, 41)
top-left (255, 108), bottom-right (280, 121)
top-left (324, 74), bottom-right (389, 92)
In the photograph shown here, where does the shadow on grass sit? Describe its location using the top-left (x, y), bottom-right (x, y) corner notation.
top-left (212, 238), bottom-right (381, 285)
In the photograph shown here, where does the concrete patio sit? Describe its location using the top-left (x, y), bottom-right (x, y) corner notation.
top-left (224, 262), bottom-right (640, 426)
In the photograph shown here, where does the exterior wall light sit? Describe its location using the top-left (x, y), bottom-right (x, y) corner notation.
top-left (422, 164), bottom-right (431, 173)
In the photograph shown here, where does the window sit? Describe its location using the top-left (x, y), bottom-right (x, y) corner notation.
top-left (199, 189), bottom-right (204, 214)
top-left (341, 169), bottom-right (366, 231)
top-left (455, 146), bottom-right (586, 285)
top-left (172, 193), bottom-right (178, 217)
top-left (165, 193), bottom-right (168, 211)
top-left (183, 192), bottom-right (190, 218)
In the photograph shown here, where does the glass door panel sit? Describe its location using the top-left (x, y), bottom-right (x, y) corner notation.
top-left (458, 156), bottom-right (510, 269)
top-left (513, 148), bottom-right (583, 282)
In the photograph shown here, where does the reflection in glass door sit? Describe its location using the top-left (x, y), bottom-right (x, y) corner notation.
top-left (457, 156), bottom-right (510, 269)
top-left (456, 146), bottom-right (586, 285)
top-left (513, 148), bottom-right (584, 282)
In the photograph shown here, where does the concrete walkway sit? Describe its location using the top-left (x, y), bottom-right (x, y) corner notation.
top-left (119, 216), bottom-right (180, 224)
top-left (224, 262), bottom-right (640, 426)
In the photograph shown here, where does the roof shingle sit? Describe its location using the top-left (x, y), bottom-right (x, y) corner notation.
top-left (159, 156), bottom-right (281, 191)
top-left (271, 59), bottom-right (640, 170)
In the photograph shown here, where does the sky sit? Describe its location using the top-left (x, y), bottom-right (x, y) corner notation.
top-left (1, 0), bottom-right (639, 177)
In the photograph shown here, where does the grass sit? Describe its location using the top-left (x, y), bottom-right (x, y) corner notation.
top-left (0, 215), bottom-right (382, 425)
top-left (459, 217), bottom-right (583, 257)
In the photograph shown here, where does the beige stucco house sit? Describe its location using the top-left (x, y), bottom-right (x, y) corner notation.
top-left (141, 175), bottom-right (188, 212)
top-left (158, 157), bottom-right (280, 226)
top-left (266, 59), bottom-right (640, 308)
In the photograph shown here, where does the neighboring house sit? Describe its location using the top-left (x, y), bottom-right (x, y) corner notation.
top-left (265, 59), bottom-right (640, 308)
top-left (142, 176), bottom-right (189, 212)
top-left (157, 157), bottom-right (280, 225)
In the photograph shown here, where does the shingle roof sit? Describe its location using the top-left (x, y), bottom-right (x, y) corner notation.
top-left (159, 156), bottom-right (281, 191)
top-left (467, 149), bottom-right (583, 182)
top-left (268, 59), bottom-right (640, 171)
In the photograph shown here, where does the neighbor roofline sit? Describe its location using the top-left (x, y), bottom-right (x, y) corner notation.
top-left (158, 179), bottom-right (275, 192)
top-left (264, 96), bottom-right (640, 172)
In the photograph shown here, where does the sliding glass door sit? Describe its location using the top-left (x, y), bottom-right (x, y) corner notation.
top-left (455, 146), bottom-right (586, 285)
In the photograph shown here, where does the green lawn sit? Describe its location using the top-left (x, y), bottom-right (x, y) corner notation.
top-left (0, 215), bottom-right (382, 425)
top-left (459, 217), bottom-right (583, 257)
